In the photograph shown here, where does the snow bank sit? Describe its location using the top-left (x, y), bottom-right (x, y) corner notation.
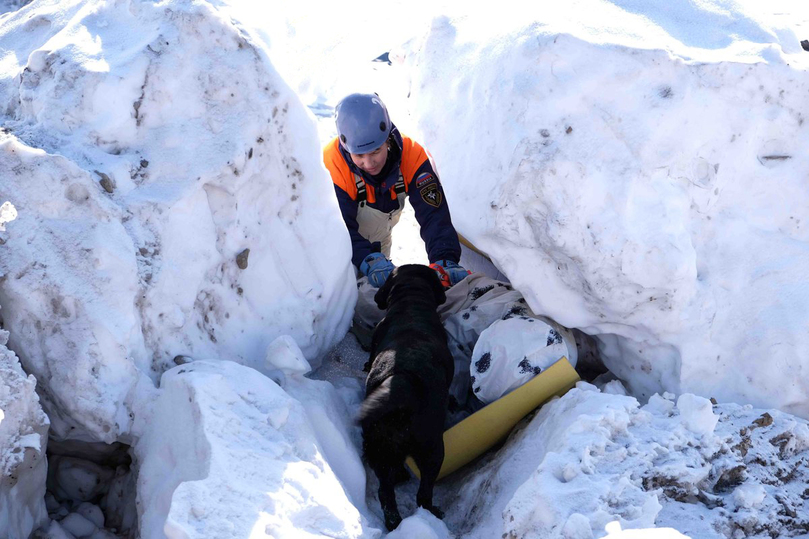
top-left (403, 2), bottom-right (809, 414)
top-left (134, 358), bottom-right (378, 538)
top-left (0, 326), bottom-right (49, 539)
top-left (0, 0), bottom-right (355, 441)
top-left (438, 382), bottom-right (809, 538)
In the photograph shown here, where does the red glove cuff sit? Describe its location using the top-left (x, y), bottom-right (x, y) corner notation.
top-left (429, 263), bottom-right (452, 289)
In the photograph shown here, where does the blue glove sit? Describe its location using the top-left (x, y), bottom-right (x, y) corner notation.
top-left (433, 260), bottom-right (471, 286)
top-left (360, 252), bottom-right (395, 288)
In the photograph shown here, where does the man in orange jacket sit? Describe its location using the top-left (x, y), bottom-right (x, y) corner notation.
top-left (323, 93), bottom-right (470, 288)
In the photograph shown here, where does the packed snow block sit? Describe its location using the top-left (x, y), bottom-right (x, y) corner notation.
top-left (135, 360), bottom-right (372, 538)
top-left (405, 7), bottom-right (809, 416)
top-left (0, 329), bottom-right (49, 539)
top-left (0, 137), bottom-right (151, 442)
top-left (0, 0), bottom-right (355, 441)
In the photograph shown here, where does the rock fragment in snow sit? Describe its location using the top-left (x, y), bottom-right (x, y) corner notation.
top-left (96, 171), bottom-right (115, 193)
top-left (236, 247), bottom-right (250, 269)
top-left (752, 412), bottom-right (773, 428)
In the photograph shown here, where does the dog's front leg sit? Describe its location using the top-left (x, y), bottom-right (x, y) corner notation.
top-left (413, 438), bottom-right (445, 520)
top-left (376, 466), bottom-right (403, 531)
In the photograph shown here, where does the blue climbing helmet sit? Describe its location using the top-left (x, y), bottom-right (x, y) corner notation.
top-left (334, 93), bottom-right (392, 154)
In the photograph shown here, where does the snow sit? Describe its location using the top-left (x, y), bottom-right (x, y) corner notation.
top-left (134, 358), bottom-right (375, 538)
top-left (401, 2), bottom-right (809, 416)
top-left (422, 383), bottom-right (809, 538)
top-left (676, 394), bottom-right (719, 438)
top-left (60, 511), bottom-right (96, 537)
top-left (0, 0), bottom-right (355, 442)
top-left (385, 508), bottom-right (448, 538)
top-left (0, 327), bottom-right (49, 537)
top-left (0, 0), bottom-right (807, 538)
top-left (76, 502), bottom-right (105, 529)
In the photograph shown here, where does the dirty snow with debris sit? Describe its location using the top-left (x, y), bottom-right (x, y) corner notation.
top-left (0, 0), bottom-right (808, 538)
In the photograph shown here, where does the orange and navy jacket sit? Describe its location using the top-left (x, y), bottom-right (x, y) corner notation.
top-left (323, 126), bottom-right (462, 269)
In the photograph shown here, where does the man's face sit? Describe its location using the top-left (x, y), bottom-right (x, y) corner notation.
top-left (349, 144), bottom-right (388, 176)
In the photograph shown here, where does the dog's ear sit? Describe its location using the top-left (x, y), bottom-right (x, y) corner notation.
top-left (374, 272), bottom-right (394, 310)
top-left (431, 271), bottom-right (447, 306)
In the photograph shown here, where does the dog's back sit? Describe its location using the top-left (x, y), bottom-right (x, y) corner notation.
top-left (359, 264), bottom-right (454, 530)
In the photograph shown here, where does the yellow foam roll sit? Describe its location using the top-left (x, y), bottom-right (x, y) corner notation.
top-left (407, 357), bottom-right (580, 481)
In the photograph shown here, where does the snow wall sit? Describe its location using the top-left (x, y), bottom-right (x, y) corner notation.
top-left (0, 0), bottom-right (356, 443)
top-left (403, 3), bottom-right (809, 416)
top-left (0, 326), bottom-right (49, 538)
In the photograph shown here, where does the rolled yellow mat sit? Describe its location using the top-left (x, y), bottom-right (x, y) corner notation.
top-left (407, 357), bottom-right (580, 481)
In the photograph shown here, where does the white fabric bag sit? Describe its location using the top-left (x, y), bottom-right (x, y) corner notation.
top-left (470, 317), bottom-right (577, 404)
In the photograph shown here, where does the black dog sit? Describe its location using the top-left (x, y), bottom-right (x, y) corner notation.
top-left (359, 264), bottom-right (454, 531)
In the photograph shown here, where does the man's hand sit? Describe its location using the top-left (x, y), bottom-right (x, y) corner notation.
top-left (430, 260), bottom-right (471, 288)
top-left (360, 252), bottom-right (395, 288)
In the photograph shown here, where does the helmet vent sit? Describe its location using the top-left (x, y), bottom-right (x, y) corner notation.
top-left (379, 121), bottom-right (387, 132)
top-left (340, 134), bottom-right (347, 143)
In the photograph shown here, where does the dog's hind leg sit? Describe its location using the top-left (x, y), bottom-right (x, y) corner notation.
top-left (393, 464), bottom-right (410, 485)
top-left (412, 437), bottom-right (445, 520)
top-left (376, 465), bottom-right (403, 531)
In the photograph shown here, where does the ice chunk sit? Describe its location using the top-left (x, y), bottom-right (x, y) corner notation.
top-left (60, 512), bottom-right (97, 538)
top-left (676, 394), bottom-right (718, 437)
top-left (76, 502), bottom-right (105, 529)
top-left (643, 394), bottom-right (675, 416)
top-left (603, 520), bottom-right (689, 538)
top-left (0, 201), bottom-right (16, 231)
top-left (134, 360), bottom-right (371, 538)
top-left (386, 508), bottom-right (450, 539)
top-left (732, 482), bottom-right (766, 509)
top-left (561, 513), bottom-right (592, 539)
top-left (265, 335), bottom-right (311, 376)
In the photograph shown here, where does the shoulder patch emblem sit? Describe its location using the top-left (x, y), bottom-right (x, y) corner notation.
top-left (415, 172), bottom-right (433, 187)
top-left (420, 183), bottom-right (442, 208)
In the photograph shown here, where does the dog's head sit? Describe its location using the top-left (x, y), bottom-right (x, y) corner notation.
top-left (374, 264), bottom-right (447, 310)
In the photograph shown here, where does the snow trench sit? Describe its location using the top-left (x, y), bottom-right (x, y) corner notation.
top-left (1, 0), bottom-right (808, 537)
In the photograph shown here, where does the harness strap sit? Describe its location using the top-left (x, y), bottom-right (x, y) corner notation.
top-left (394, 171), bottom-right (405, 195)
top-left (353, 172), bottom-right (367, 207)
top-left (352, 171), bottom-right (406, 207)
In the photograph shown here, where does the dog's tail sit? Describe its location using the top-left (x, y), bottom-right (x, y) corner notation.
top-left (358, 375), bottom-right (420, 425)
